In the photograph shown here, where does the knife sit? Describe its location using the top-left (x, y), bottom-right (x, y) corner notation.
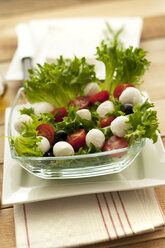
top-left (16, 23), bottom-right (34, 81)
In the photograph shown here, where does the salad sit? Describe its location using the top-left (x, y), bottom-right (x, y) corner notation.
top-left (10, 27), bottom-right (159, 159)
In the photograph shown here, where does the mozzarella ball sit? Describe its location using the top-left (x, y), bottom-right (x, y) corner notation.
top-left (96, 100), bottom-right (114, 119)
top-left (86, 129), bottom-right (105, 149)
top-left (14, 114), bottom-right (33, 133)
top-left (119, 87), bottom-right (143, 106)
top-left (38, 136), bottom-right (50, 154)
top-left (53, 141), bottom-right (74, 157)
top-left (76, 109), bottom-right (92, 120)
top-left (33, 102), bottom-right (54, 116)
top-left (110, 116), bottom-right (130, 137)
top-left (83, 82), bottom-right (100, 97)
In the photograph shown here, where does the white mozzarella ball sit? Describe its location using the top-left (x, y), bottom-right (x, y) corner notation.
top-left (14, 114), bottom-right (33, 133)
top-left (86, 129), bottom-right (105, 149)
top-left (38, 136), bottom-right (50, 154)
top-left (76, 109), bottom-right (92, 120)
top-left (53, 141), bottom-right (74, 157)
top-left (119, 87), bottom-right (143, 106)
top-left (33, 102), bottom-right (54, 116)
top-left (96, 100), bottom-right (114, 119)
top-left (83, 82), bottom-right (100, 97)
top-left (110, 116), bottom-right (130, 137)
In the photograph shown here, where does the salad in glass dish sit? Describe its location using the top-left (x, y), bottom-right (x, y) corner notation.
top-left (8, 27), bottom-right (159, 179)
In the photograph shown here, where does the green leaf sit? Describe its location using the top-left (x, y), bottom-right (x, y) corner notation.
top-left (24, 56), bottom-right (99, 108)
top-left (96, 40), bottom-right (120, 92)
top-left (12, 127), bottom-right (43, 157)
top-left (75, 143), bottom-right (102, 155)
top-left (99, 126), bottom-right (113, 139)
top-left (106, 98), bottom-right (125, 117)
top-left (96, 26), bottom-right (150, 96)
top-left (19, 107), bottom-right (34, 116)
top-left (55, 106), bottom-right (99, 133)
top-left (114, 47), bottom-right (150, 86)
top-left (12, 112), bottom-right (56, 157)
top-left (125, 99), bottom-right (159, 144)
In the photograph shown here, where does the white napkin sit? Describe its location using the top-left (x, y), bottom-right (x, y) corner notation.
top-left (14, 188), bottom-right (165, 248)
top-left (6, 17), bottom-right (143, 81)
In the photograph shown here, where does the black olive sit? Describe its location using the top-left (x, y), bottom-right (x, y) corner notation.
top-left (122, 103), bottom-right (134, 115)
top-left (55, 130), bottom-right (68, 142)
top-left (44, 149), bottom-right (54, 157)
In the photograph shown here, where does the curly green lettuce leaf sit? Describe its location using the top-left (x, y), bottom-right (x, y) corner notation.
top-left (21, 112), bottom-right (55, 131)
top-left (125, 99), bottom-right (159, 144)
top-left (99, 126), bottom-right (113, 140)
top-left (113, 47), bottom-right (150, 87)
top-left (55, 106), bottom-right (99, 133)
top-left (12, 126), bottom-right (43, 157)
top-left (75, 143), bottom-right (102, 155)
top-left (105, 98), bottom-right (125, 117)
top-left (96, 40), bottom-right (120, 92)
top-left (96, 30), bottom-right (150, 95)
top-left (19, 107), bottom-right (34, 116)
top-left (24, 56), bottom-right (99, 108)
top-left (12, 112), bottom-right (55, 157)
top-left (104, 22), bottom-right (124, 48)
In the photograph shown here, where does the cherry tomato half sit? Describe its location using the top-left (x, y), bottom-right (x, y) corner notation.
top-left (89, 90), bottom-right (109, 104)
top-left (68, 96), bottom-right (90, 109)
top-left (113, 84), bottom-right (135, 99)
top-left (52, 107), bottom-right (67, 122)
top-left (67, 129), bottom-right (86, 151)
top-left (100, 116), bottom-right (116, 128)
top-left (36, 124), bottom-right (55, 145)
top-left (103, 135), bottom-right (128, 158)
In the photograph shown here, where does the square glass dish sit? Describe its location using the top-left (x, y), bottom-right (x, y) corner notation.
top-left (8, 87), bottom-right (145, 179)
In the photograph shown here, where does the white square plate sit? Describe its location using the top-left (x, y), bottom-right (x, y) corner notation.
top-left (2, 108), bottom-right (165, 205)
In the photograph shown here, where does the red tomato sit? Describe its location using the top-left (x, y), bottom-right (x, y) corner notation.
top-left (36, 124), bottom-right (55, 145)
top-left (113, 84), bottom-right (135, 99)
top-left (89, 90), bottom-right (109, 104)
top-left (103, 135), bottom-right (128, 158)
top-left (67, 129), bottom-right (86, 151)
top-left (52, 107), bottom-right (67, 122)
top-left (68, 96), bottom-right (90, 109)
top-left (100, 116), bottom-right (116, 128)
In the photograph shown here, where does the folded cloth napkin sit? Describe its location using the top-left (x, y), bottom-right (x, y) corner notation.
top-left (14, 188), bottom-right (165, 248)
top-left (6, 17), bottom-right (143, 81)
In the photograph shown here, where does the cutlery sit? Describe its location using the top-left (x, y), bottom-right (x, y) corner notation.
top-left (0, 74), bottom-right (5, 96)
top-left (16, 23), bottom-right (34, 81)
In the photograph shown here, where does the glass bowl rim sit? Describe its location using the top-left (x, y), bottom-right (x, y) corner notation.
top-left (9, 139), bottom-right (145, 161)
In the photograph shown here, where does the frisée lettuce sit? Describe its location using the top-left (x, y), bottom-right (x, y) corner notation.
top-left (11, 124), bottom-right (43, 157)
top-left (24, 56), bottom-right (99, 108)
top-left (125, 99), bottom-right (159, 144)
top-left (96, 41), bottom-right (150, 95)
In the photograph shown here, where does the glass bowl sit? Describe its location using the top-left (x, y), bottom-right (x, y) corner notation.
top-left (8, 87), bottom-right (145, 179)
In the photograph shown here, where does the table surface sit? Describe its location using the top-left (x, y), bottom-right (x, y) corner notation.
top-left (1, 0), bottom-right (165, 247)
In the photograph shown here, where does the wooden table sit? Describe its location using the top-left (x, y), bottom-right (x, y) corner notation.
top-left (1, 0), bottom-right (165, 247)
